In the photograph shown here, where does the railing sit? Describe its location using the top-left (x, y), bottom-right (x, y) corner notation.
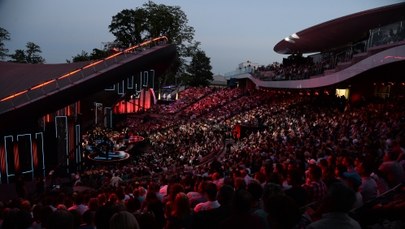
top-left (368, 20), bottom-right (405, 49)
top-left (225, 20), bottom-right (405, 82)
top-left (0, 36), bottom-right (169, 114)
top-left (224, 66), bottom-right (254, 78)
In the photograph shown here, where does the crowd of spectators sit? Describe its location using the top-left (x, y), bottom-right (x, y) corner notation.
top-left (182, 87), bottom-right (244, 118)
top-left (255, 61), bottom-right (324, 81)
top-left (1, 86), bottom-right (404, 229)
top-left (370, 21), bottom-right (405, 48)
top-left (157, 87), bottom-right (215, 114)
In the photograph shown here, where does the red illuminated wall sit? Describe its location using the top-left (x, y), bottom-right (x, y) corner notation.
top-left (114, 88), bottom-right (155, 114)
top-left (13, 143), bottom-right (19, 172)
top-left (0, 145), bottom-right (6, 173)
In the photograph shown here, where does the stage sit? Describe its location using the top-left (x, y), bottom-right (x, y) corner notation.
top-left (87, 151), bottom-right (130, 162)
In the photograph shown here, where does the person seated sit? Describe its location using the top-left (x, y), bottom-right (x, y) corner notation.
top-left (220, 189), bottom-right (265, 229)
top-left (378, 149), bottom-right (405, 188)
top-left (193, 182), bottom-right (220, 213)
top-left (355, 160), bottom-right (378, 203)
top-left (109, 211), bottom-right (140, 229)
top-left (192, 185), bottom-right (235, 229)
top-left (165, 192), bottom-right (193, 229)
top-left (306, 182), bottom-right (361, 229)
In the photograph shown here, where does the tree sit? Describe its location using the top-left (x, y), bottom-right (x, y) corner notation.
top-left (25, 42), bottom-right (45, 63)
top-left (183, 49), bottom-right (213, 87)
top-left (69, 48), bottom-right (111, 63)
top-left (0, 27), bottom-right (10, 60)
top-left (109, 9), bottom-right (147, 48)
top-left (9, 49), bottom-right (27, 63)
top-left (9, 42), bottom-right (45, 63)
top-left (71, 50), bottom-right (91, 62)
top-left (90, 48), bottom-right (110, 60)
top-left (108, 1), bottom-right (198, 85)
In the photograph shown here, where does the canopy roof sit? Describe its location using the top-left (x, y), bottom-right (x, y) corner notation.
top-left (274, 3), bottom-right (405, 54)
top-left (0, 41), bottom-right (176, 132)
top-left (0, 61), bottom-right (91, 100)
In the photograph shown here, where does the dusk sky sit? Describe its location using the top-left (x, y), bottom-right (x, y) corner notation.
top-left (0, 0), bottom-right (402, 74)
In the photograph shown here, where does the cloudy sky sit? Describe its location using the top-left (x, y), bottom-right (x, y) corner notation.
top-left (0, 0), bottom-right (401, 74)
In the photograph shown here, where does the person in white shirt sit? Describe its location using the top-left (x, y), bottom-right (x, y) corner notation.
top-left (110, 173), bottom-right (123, 188)
top-left (307, 182), bottom-right (361, 229)
top-left (193, 182), bottom-right (220, 213)
top-left (68, 193), bottom-right (88, 215)
top-left (355, 160), bottom-right (378, 202)
top-left (187, 180), bottom-right (207, 208)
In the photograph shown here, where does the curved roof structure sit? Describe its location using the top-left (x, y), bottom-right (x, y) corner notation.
top-left (274, 3), bottom-right (405, 54)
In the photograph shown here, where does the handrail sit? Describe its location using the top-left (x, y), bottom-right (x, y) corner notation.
top-left (0, 36), bottom-right (168, 105)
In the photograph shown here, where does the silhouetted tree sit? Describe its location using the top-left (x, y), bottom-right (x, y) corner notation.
top-left (70, 50), bottom-right (91, 62)
top-left (9, 42), bottom-right (45, 63)
top-left (0, 27), bottom-right (10, 60)
top-left (69, 47), bottom-right (115, 63)
top-left (90, 48), bottom-right (110, 60)
top-left (108, 1), bottom-right (199, 86)
top-left (25, 42), bottom-right (45, 63)
top-left (183, 49), bottom-right (213, 87)
top-left (9, 49), bottom-right (26, 63)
